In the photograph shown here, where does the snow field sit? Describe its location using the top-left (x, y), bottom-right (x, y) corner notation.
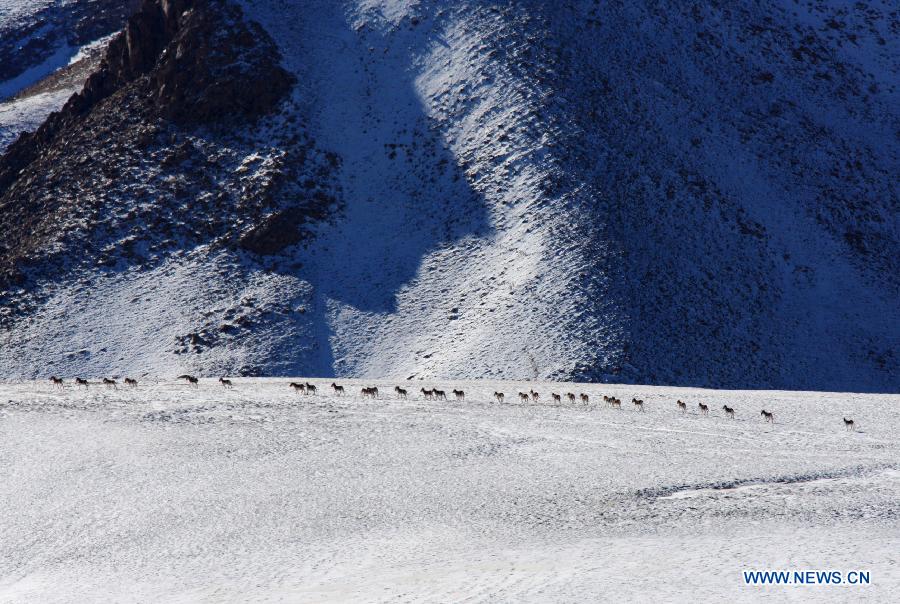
top-left (1, 378), bottom-right (898, 602)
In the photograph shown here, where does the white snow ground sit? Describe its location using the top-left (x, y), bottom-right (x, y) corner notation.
top-left (0, 88), bottom-right (72, 151)
top-left (1, 379), bottom-right (898, 602)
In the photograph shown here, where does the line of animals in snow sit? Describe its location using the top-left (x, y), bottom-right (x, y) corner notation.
top-left (44, 376), bottom-right (860, 431)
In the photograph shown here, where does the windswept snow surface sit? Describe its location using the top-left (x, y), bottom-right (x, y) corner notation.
top-left (1, 379), bottom-right (898, 602)
top-left (0, 89), bottom-right (73, 151)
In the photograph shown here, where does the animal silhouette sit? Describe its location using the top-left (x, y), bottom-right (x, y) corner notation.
top-left (179, 375), bottom-right (199, 387)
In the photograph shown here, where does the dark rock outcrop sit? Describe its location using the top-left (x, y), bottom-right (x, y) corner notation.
top-left (151, 2), bottom-right (295, 123)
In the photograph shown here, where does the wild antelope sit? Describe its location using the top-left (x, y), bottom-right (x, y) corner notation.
top-left (331, 383), bottom-right (345, 395)
top-left (698, 403), bottom-right (709, 416)
top-left (580, 393), bottom-right (589, 404)
top-left (722, 405), bottom-right (735, 419)
top-left (632, 398), bottom-right (644, 412)
top-left (760, 409), bottom-right (775, 423)
top-left (49, 376), bottom-right (64, 388)
top-left (179, 374), bottom-right (199, 387)
top-left (124, 378), bottom-right (138, 388)
top-left (289, 382), bottom-right (305, 393)
top-left (219, 377), bottom-right (233, 389)
top-left (421, 388), bottom-right (434, 400)
top-left (433, 389), bottom-right (447, 401)
top-left (452, 389), bottom-right (465, 401)
top-left (843, 417), bottom-right (855, 431)
top-left (530, 389), bottom-right (540, 403)
top-left (102, 378), bottom-right (118, 390)
top-left (610, 397), bottom-right (622, 409)
top-left (394, 386), bottom-right (408, 399)
top-left (603, 395), bottom-right (611, 406)
top-left (75, 377), bottom-right (89, 388)
top-left (518, 392), bottom-right (530, 403)
top-left (362, 387), bottom-right (378, 399)
top-left (551, 393), bottom-right (561, 404)
top-left (567, 392), bottom-right (576, 403)
top-left (494, 391), bottom-right (505, 403)
top-left (305, 383), bottom-right (317, 395)
top-left (676, 400), bottom-right (687, 413)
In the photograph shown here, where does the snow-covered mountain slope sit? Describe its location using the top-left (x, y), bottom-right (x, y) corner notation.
top-left (0, 0), bottom-right (137, 151)
top-left (0, 0), bottom-right (897, 391)
top-left (1, 379), bottom-right (898, 601)
top-left (0, 0), bottom-right (137, 100)
top-left (0, 33), bottom-right (114, 152)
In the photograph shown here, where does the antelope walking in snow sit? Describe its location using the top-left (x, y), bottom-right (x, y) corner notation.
top-left (698, 403), bottom-right (709, 416)
top-left (494, 391), bottom-right (505, 403)
top-left (331, 383), bottom-right (345, 395)
top-left (361, 386), bottom-right (378, 398)
top-left (567, 392), bottom-right (576, 403)
top-left (530, 390), bottom-right (540, 403)
top-left (580, 393), bottom-right (589, 404)
top-left (75, 378), bottom-right (89, 388)
top-left (632, 398), bottom-right (644, 412)
top-left (179, 375), bottom-right (199, 388)
top-left (49, 376), bottom-right (64, 389)
top-left (518, 392), bottom-right (529, 403)
top-left (219, 377), bottom-right (233, 389)
top-left (305, 383), bottom-right (317, 395)
top-left (433, 389), bottom-right (447, 401)
top-left (452, 389), bottom-right (465, 401)
top-left (843, 417), bottom-right (855, 431)
top-left (722, 405), bottom-right (735, 419)
top-left (394, 386), bottom-right (407, 399)
top-left (610, 397), bottom-right (622, 409)
top-left (761, 409), bottom-right (775, 423)
top-left (124, 378), bottom-right (138, 388)
top-left (103, 378), bottom-right (118, 390)
top-left (551, 393), bottom-right (561, 404)
top-left (676, 400), bottom-right (687, 413)
top-left (421, 388), bottom-right (434, 400)
top-left (290, 382), bottom-right (305, 393)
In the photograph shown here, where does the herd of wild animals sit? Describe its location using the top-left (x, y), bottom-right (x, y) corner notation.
top-left (45, 376), bottom-right (860, 431)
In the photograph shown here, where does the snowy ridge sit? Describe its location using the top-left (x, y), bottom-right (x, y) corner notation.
top-left (0, 0), bottom-right (137, 99)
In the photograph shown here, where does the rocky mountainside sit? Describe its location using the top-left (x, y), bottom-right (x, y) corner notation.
top-left (0, 0), bottom-right (139, 99)
top-left (0, 0), bottom-right (897, 391)
top-left (0, 0), bottom-right (141, 152)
